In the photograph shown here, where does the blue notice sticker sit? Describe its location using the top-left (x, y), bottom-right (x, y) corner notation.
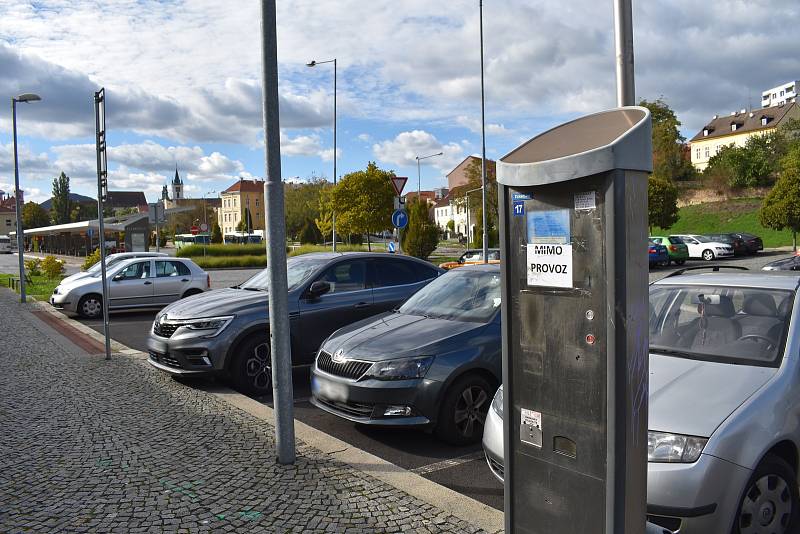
top-left (512, 201), bottom-right (525, 217)
top-left (512, 193), bottom-right (532, 201)
top-left (527, 209), bottom-right (570, 244)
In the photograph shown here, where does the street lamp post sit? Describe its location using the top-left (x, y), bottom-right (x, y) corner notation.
top-left (11, 92), bottom-right (42, 303)
top-left (306, 58), bottom-right (337, 252)
top-left (479, 0), bottom-right (489, 263)
top-left (415, 151), bottom-right (443, 199)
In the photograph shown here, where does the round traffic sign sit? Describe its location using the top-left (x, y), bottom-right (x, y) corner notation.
top-left (391, 209), bottom-right (408, 229)
top-left (190, 225), bottom-right (199, 235)
top-left (200, 223), bottom-right (209, 232)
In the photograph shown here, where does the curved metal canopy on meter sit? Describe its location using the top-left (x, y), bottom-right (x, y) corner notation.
top-left (497, 106), bottom-right (652, 187)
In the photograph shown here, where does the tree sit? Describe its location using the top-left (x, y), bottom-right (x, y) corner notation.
top-left (704, 133), bottom-right (782, 189)
top-left (236, 220), bottom-right (247, 232)
top-left (299, 219), bottom-right (323, 244)
top-left (329, 162), bottom-right (395, 247)
top-left (70, 202), bottom-right (97, 223)
top-left (401, 199), bottom-right (439, 259)
top-left (446, 219), bottom-right (455, 237)
top-left (760, 145), bottom-right (800, 251)
top-left (211, 222), bottom-right (223, 244)
top-left (450, 157), bottom-right (498, 246)
top-left (51, 171), bottom-right (71, 224)
top-left (315, 187), bottom-right (334, 242)
top-left (640, 99), bottom-right (695, 182)
top-left (22, 201), bottom-right (50, 229)
top-left (648, 176), bottom-right (680, 231)
top-left (285, 177), bottom-right (331, 240)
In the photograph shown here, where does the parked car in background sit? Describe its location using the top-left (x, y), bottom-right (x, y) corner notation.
top-left (671, 234), bottom-right (733, 261)
top-left (732, 232), bottom-right (764, 255)
top-left (311, 264), bottom-right (501, 445)
top-left (147, 253), bottom-right (444, 396)
top-left (51, 257), bottom-right (209, 318)
top-left (650, 236), bottom-right (689, 266)
top-left (763, 254), bottom-right (800, 271)
top-left (648, 239), bottom-right (669, 267)
top-left (484, 269), bottom-right (800, 534)
top-left (0, 234), bottom-right (12, 254)
top-left (60, 251), bottom-right (169, 286)
top-left (439, 248), bottom-right (500, 270)
top-left (706, 233), bottom-right (749, 256)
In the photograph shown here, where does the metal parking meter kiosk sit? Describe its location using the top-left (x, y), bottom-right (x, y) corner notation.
top-left (498, 107), bottom-right (652, 534)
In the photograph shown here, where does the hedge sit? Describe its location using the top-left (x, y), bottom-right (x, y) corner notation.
top-left (191, 255), bottom-right (268, 269)
top-left (176, 244), bottom-right (265, 257)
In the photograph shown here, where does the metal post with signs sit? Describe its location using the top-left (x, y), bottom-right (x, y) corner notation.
top-left (497, 107), bottom-right (652, 534)
top-left (390, 176), bottom-right (408, 254)
top-left (94, 88), bottom-right (112, 361)
top-left (148, 202), bottom-right (164, 252)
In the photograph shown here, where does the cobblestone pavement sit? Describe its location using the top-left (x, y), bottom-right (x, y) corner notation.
top-left (0, 291), bottom-right (487, 533)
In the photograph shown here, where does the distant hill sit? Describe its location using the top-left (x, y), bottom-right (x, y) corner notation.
top-left (40, 193), bottom-right (95, 210)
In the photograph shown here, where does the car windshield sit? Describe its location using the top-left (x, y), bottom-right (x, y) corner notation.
top-left (399, 269), bottom-right (501, 323)
top-left (649, 284), bottom-right (793, 367)
top-left (239, 256), bottom-right (328, 291)
top-left (693, 236), bottom-right (712, 243)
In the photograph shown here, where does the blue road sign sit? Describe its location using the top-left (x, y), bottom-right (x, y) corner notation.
top-left (87, 227), bottom-right (94, 238)
top-left (388, 242), bottom-right (396, 253)
top-left (391, 209), bottom-right (408, 229)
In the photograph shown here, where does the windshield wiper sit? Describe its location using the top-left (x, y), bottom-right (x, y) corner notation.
top-left (649, 346), bottom-right (699, 359)
top-left (241, 287), bottom-right (267, 292)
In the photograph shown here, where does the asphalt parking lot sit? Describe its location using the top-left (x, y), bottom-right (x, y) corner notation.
top-left (59, 250), bottom-right (792, 512)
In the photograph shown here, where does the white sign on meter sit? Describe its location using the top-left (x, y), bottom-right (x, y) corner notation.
top-left (527, 243), bottom-right (573, 288)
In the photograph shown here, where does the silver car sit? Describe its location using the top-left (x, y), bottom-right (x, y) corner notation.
top-left (60, 251), bottom-right (169, 286)
top-left (51, 256), bottom-right (209, 318)
top-left (483, 270), bottom-right (800, 534)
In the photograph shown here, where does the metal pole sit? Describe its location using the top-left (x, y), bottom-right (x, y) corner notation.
top-left (94, 89), bottom-right (112, 361)
top-left (613, 0), bottom-right (635, 107)
top-left (11, 98), bottom-right (26, 303)
top-left (260, 0), bottom-right (295, 465)
top-left (479, 0), bottom-right (489, 263)
top-left (466, 194), bottom-right (470, 246)
top-left (332, 58), bottom-right (337, 253)
top-left (155, 205), bottom-right (160, 253)
top-left (417, 157), bottom-right (421, 198)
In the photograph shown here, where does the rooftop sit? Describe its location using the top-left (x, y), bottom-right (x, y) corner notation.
top-left (690, 102), bottom-right (797, 143)
top-left (223, 179), bottom-right (265, 194)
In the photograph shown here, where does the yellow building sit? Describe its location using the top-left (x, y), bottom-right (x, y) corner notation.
top-left (689, 102), bottom-right (800, 171)
top-left (218, 179), bottom-right (266, 235)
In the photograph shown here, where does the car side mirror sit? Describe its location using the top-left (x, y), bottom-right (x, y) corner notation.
top-left (112, 273), bottom-right (123, 281)
top-left (458, 257), bottom-right (465, 264)
top-left (307, 280), bottom-right (331, 299)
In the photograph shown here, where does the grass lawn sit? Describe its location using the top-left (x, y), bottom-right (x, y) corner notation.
top-left (653, 198), bottom-right (794, 248)
top-left (0, 273), bottom-right (64, 300)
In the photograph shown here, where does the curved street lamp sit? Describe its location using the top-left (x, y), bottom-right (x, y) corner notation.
top-left (415, 151), bottom-right (443, 199)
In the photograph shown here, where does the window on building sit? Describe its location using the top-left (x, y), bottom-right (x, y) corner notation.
top-left (703, 129), bottom-right (709, 137)
top-left (704, 146), bottom-right (710, 158)
top-left (773, 93), bottom-right (777, 99)
top-left (731, 123), bottom-right (737, 132)
top-left (255, 198), bottom-right (259, 207)
top-left (716, 145), bottom-right (722, 154)
top-left (762, 117), bottom-right (769, 126)
top-left (788, 85), bottom-right (795, 93)
top-left (695, 148), bottom-right (701, 159)
top-left (780, 90), bottom-right (785, 97)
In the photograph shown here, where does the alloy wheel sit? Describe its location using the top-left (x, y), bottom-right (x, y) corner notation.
top-left (702, 249), bottom-right (715, 261)
top-left (81, 297), bottom-right (101, 318)
top-left (738, 474), bottom-right (793, 533)
top-left (453, 385), bottom-right (489, 438)
top-left (245, 342), bottom-right (271, 391)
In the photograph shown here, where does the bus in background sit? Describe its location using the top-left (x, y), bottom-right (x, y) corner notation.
top-left (174, 233), bottom-right (211, 250)
top-left (223, 230), bottom-right (263, 244)
top-left (0, 235), bottom-right (12, 254)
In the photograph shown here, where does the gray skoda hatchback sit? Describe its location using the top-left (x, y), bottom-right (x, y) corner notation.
top-left (311, 264), bottom-right (502, 445)
top-left (148, 252), bottom-right (442, 396)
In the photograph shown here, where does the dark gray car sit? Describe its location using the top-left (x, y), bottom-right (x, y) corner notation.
top-left (147, 252), bottom-right (443, 395)
top-left (310, 264), bottom-right (502, 445)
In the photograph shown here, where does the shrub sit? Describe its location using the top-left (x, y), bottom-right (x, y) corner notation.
top-left (25, 258), bottom-right (42, 277)
top-left (191, 255), bottom-right (268, 269)
top-left (177, 244), bottom-right (265, 257)
top-left (299, 219), bottom-right (323, 244)
top-left (401, 200), bottom-right (439, 259)
top-left (83, 248), bottom-right (101, 271)
top-left (211, 222), bottom-right (223, 244)
top-left (41, 255), bottom-right (65, 279)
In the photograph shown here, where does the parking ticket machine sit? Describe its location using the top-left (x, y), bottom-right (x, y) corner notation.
top-left (497, 107), bottom-right (652, 534)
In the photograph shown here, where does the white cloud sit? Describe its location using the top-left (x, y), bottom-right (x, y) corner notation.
top-left (455, 115), bottom-right (510, 136)
top-left (357, 133), bottom-right (372, 142)
top-left (279, 132), bottom-right (323, 157)
top-left (372, 130), bottom-right (463, 171)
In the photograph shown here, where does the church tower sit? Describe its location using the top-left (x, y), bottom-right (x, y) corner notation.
top-left (171, 166), bottom-right (184, 201)
top-left (161, 184), bottom-right (170, 202)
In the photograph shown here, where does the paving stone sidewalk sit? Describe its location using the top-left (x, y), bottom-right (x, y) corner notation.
top-left (0, 291), bottom-right (486, 533)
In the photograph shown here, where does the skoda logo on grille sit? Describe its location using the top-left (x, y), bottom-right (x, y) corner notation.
top-left (332, 349), bottom-right (347, 364)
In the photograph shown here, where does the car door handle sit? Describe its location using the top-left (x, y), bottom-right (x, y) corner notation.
top-left (143, 281), bottom-right (152, 285)
top-left (354, 302), bottom-right (370, 309)
top-left (181, 278), bottom-right (189, 282)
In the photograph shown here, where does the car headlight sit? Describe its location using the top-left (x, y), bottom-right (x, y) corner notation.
top-left (181, 316), bottom-right (235, 336)
top-left (491, 385), bottom-right (503, 418)
top-left (53, 287), bottom-right (60, 295)
top-left (648, 431), bottom-right (708, 463)
top-left (365, 356), bottom-right (434, 381)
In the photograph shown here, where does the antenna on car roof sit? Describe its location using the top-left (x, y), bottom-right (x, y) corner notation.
top-left (660, 264), bottom-right (749, 280)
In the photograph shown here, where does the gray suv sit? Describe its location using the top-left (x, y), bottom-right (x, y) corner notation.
top-left (147, 252), bottom-right (443, 395)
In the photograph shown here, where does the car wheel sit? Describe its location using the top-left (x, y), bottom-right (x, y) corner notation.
top-left (702, 249), bottom-right (715, 261)
top-left (181, 288), bottom-right (203, 299)
top-left (435, 374), bottom-right (493, 446)
top-left (77, 294), bottom-right (103, 319)
top-left (735, 454), bottom-right (798, 534)
top-left (675, 260), bottom-right (686, 266)
top-left (231, 335), bottom-right (272, 397)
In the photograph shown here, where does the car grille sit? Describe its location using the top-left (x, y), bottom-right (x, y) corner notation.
top-left (149, 351), bottom-right (183, 369)
top-left (485, 452), bottom-right (505, 480)
top-left (316, 351), bottom-right (372, 380)
top-left (316, 397), bottom-right (374, 418)
top-left (153, 321), bottom-right (180, 338)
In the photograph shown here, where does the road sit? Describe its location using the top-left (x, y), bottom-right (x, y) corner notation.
top-left (5, 249), bottom-right (793, 512)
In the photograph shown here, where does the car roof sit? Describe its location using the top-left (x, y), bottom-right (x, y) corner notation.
top-left (452, 263), bottom-right (501, 272)
top-left (110, 251), bottom-right (168, 258)
top-left (654, 271), bottom-right (800, 290)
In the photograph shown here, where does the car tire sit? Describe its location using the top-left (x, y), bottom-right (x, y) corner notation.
top-left (702, 249), bottom-right (715, 261)
top-left (675, 260), bottom-right (686, 266)
top-left (231, 334), bottom-right (272, 397)
top-left (435, 373), bottom-right (493, 446)
top-left (77, 294), bottom-right (103, 319)
top-left (734, 454), bottom-right (798, 534)
top-left (181, 288), bottom-right (203, 299)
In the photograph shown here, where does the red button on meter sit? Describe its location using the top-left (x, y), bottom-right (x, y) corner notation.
top-left (585, 334), bottom-right (596, 345)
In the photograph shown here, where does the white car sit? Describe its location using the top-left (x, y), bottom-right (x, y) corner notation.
top-left (61, 251), bottom-right (169, 286)
top-left (671, 234), bottom-right (733, 261)
top-left (51, 257), bottom-right (209, 318)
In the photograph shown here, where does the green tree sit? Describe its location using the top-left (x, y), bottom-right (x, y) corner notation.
top-left (22, 201), bottom-right (50, 229)
top-left (640, 99), bottom-right (695, 182)
top-left (401, 199), bottom-right (439, 259)
top-left (285, 178), bottom-right (331, 240)
top-left (446, 219), bottom-right (455, 237)
top-left (330, 162), bottom-right (395, 250)
top-left (51, 171), bottom-right (71, 224)
top-left (760, 145), bottom-right (800, 251)
top-left (236, 220), bottom-right (247, 232)
top-left (299, 219), bottom-right (323, 244)
top-left (704, 133), bottom-right (782, 189)
top-left (315, 187), bottom-right (334, 242)
top-left (211, 221), bottom-right (223, 244)
top-left (648, 176), bottom-right (680, 231)
top-left (70, 202), bottom-right (98, 223)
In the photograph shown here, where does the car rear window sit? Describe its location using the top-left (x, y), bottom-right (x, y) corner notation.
top-left (668, 237), bottom-right (683, 245)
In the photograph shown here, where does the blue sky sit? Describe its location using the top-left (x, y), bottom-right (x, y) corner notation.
top-left (1, 0), bottom-right (798, 203)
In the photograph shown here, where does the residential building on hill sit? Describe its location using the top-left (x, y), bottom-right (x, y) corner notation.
top-left (688, 102), bottom-right (800, 171)
top-left (762, 81), bottom-right (798, 108)
top-left (218, 178), bottom-right (265, 235)
top-left (446, 156), bottom-right (482, 190)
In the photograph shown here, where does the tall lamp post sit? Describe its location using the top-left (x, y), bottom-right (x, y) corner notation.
top-left (11, 92), bottom-right (42, 303)
top-left (203, 190), bottom-right (215, 254)
top-left (415, 151), bottom-right (443, 199)
top-left (478, 0), bottom-right (488, 263)
top-left (306, 58), bottom-right (337, 252)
